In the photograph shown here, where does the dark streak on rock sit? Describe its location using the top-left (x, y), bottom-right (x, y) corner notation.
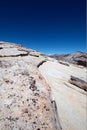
top-left (51, 100), bottom-right (62, 130)
top-left (0, 47), bottom-right (3, 49)
top-left (59, 61), bottom-right (69, 66)
top-left (37, 60), bottom-right (47, 68)
top-left (0, 52), bottom-right (29, 58)
top-left (69, 76), bottom-right (87, 91)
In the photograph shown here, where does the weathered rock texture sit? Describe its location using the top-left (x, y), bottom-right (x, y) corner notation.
top-left (0, 42), bottom-right (61, 130)
top-left (0, 42), bottom-right (87, 130)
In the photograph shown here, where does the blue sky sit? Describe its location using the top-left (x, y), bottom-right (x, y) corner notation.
top-left (0, 0), bottom-right (86, 54)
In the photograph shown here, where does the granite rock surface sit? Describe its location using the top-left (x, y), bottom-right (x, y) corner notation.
top-left (0, 42), bottom-right (87, 130)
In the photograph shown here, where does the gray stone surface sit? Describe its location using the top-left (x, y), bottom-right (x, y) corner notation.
top-left (0, 42), bottom-right (87, 130)
top-left (39, 61), bottom-right (87, 130)
top-left (0, 42), bottom-right (61, 130)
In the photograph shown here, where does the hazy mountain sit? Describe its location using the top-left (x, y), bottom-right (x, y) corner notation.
top-left (0, 42), bottom-right (87, 130)
top-left (49, 51), bottom-right (87, 67)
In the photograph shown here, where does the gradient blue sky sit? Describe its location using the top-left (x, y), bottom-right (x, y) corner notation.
top-left (0, 0), bottom-right (86, 54)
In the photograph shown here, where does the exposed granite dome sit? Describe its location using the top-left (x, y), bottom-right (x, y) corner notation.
top-left (0, 42), bottom-right (87, 130)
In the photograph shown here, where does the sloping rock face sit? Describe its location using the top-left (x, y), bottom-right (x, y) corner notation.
top-left (0, 42), bottom-right (61, 130)
top-left (49, 51), bottom-right (87, 67)
top-left (39, 61), bottom-right (87, 130)
top-left (0, 42), bottom-right (87, 130)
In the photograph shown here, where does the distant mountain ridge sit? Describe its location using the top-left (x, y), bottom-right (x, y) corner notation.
top-left (49, 51), bottom-right (87, 67)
